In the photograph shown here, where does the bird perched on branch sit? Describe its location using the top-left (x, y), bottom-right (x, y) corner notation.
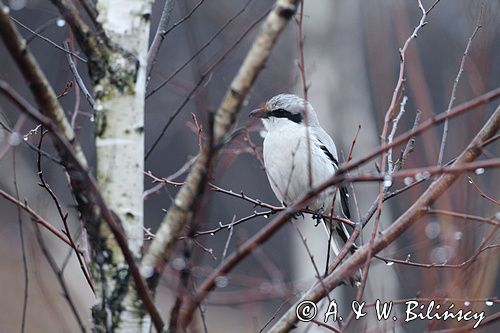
top-left (250, 94), bottom-right (356, 266)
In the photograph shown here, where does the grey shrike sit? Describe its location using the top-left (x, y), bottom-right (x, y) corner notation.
top-left (250, 93), bottom-right (353, 258)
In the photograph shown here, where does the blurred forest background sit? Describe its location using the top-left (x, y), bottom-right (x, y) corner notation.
top-left (0, 0), bottom-right (499, 332)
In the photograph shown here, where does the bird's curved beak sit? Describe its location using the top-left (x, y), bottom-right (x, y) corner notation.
top-left (249, 107), bottom-right (268, 118)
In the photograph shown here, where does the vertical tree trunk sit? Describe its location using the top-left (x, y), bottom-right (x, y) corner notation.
top-left (91, 1), bottom-right (152, 331)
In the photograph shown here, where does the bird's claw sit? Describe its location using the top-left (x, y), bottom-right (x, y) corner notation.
top-left (312, 208), bottom-right (324, 226)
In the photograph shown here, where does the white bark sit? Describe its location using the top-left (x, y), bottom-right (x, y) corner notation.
top-left (93, 1), bottom-right (152, 331)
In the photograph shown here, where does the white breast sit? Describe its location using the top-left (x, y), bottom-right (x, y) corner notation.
top-left (263, 123), bottom-right (337, 211)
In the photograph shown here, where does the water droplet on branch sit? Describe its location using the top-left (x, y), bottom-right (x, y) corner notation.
top-left (383, 175), bottom-right (392, 188)
top-left (215, 276), bottom-right (229, 288)
top-left (474, 168), bottom-right (484, 175)
top-left (56, 18), bottom-right (66, 27)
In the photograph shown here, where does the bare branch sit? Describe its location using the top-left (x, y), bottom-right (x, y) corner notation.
top-left (212, 0), bottom-right (300, 144)
top-left (388, 95), bottom-right (408, 174)
top-left (145, 0), bottom-right (266, 160)
top-left (268, 105), bottom-right (500, 332)
top-left (140, 2), bottom-right (301, 329)
top-left (141, 0), bottom-right (300, 288)
top-left (0, 5), bottom-right (88, 167)
top-left (438, 7), bottom-right (483, 165)
top-left (426, 208), bottom-right (499, 227)
top-left (144, 98), bottom-right (499, 330)
top-left (467, 176), bottom-right (500, 205)
top-left (147, 0), bottom-right (176, 76)
top-left (9, 16), bottom-right (87, 62)
top-left (63, 40), bottom-right (95, 108)
top-left (337, 87), bottom-right (500, 175)
top-left (145, 0), bottom-right (252, 100)
top-left (35, 225), bottom-right (86, 332)
top-left (0, 80), bottom-right (164, 331)
top-left (48, 0), bottom-right (105, 62)
top-left (375, 244), bottom-right (499, 269)
top-left (395, 110), bottom-right (421, 172)
top-left (158, 0), bottom-right (206, 40)
top-left (0, 119), bottom-right (63, 165)
top-left (36, 130), bottom-right (94, 292)
top-left (0, 189), bottom-right (77, 248)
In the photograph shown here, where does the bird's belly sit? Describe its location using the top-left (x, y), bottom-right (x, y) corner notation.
top-left (263, 129), bottom-right (336, 211)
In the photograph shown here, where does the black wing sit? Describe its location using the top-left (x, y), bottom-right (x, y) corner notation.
top-left (319, 144), bottom-right (351, 219)
top-left (319, 143), bottom-right (354, 253)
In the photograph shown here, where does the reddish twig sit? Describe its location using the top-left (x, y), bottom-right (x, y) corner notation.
top-left (426, 208), bottom-right (499, 227)
top-left (374, 244), bottom-right (499, 269)
top-left (269, 102), bottom-right (498, 332)
top-left (0, 189), bottom-right (79, 249)
top-left (36, 130), bottom-right (94, 292)
top-left (0, 81), bottom-right (165, 331)
top-left (467, 176), bottom-right (499, 205)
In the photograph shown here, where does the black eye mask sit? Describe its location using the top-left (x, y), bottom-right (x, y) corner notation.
top-left (269, 108), bottom-right (303, 123)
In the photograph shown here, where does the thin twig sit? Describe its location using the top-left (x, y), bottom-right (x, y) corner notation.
top-left (194, 210), bottom-right (273, 237)
top-left (25, 17), bottom-right (59, 44)
top-left (146, 0), bottom-right (253, 99)
top-left (35, 225), bottom-right (86, 332)
top-left (291, 220), bottom-right (332, 303)
top-left (268, 105), bottom-right (499, 333)
top-left (63, 40), bottom-right (95, 109)
top-left (0, 8), bottom-right (88, 167)
top-left (0, 80), bottom-right (165, 331)
top-left (426, 208), bottom-right (499, 227)
top-left (145, 2), bottom-right (269, 159)
top-left (0, 115), bottom-right (63, 165)
top-left (49, 0), bottom-right (106, 61)
top-left (336, 86), bottom-right (500, 176)
top-left (467, 176), bottom-right (499, 205)
top-left (142, 2), bottom-right (302, 329)
top-left (147, 0), bottom-right (176, 76)
top-left (0, 189), bottom-right (78, 248)
top-left (143, 155), bottom-right (198, 199)
top-left (9, 16), bottom-right (87, 62)
top-left (438, 7), bottom-right (483, 165)
top-left (347, 2), bottom-right (433, 325)
top-left (388, 95), bottom-right (408, 174)
top-left (375, 244), bottom-right (499, 269)
top-left (395, 110), bottom-right (421, 171)
top-left (12, 150), bottom-right (28, 333)
top-left (163, 0), bottom-right (206, 37)
top-left (221, 216), bottom-right (235, 262)
top-left (295, 0), bottom-right (313, 187)
top-left (36, 129), bottom-right (94, 291)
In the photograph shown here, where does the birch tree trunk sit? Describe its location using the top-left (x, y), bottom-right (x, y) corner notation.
top-left (91, 1), bottom-right (152, 331)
